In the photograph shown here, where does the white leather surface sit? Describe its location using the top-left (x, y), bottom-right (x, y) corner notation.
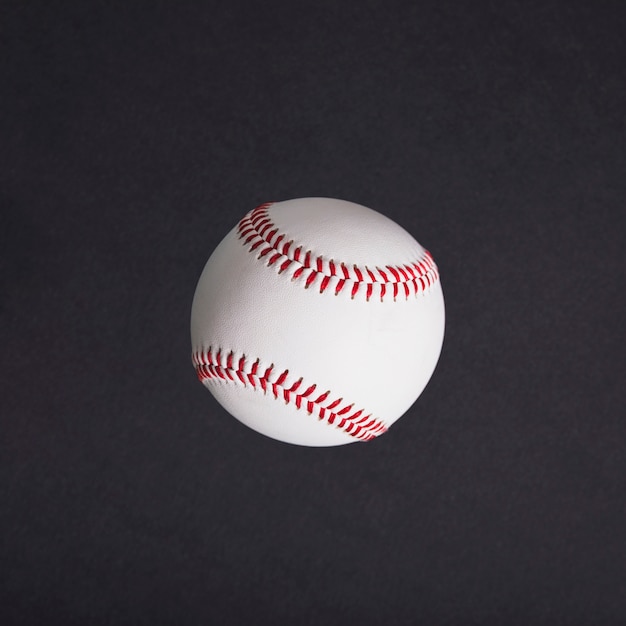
top-left (191, 198), bottom-right (445, 446)
top-left (268, 197), bottom-right (423, 266)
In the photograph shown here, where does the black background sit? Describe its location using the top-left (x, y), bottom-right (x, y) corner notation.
top-left (2, 1), bottom-right (625, 624)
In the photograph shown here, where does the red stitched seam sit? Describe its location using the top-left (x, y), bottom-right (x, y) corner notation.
top-left (193, 349), bottom-right (388, 442)
top-left (237, 204), bottom-right (439, 301)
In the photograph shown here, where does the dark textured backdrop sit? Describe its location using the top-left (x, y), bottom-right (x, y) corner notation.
top-left (2, 1), bottom-right (625, 624)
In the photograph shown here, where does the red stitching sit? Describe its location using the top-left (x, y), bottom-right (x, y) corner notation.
top-left (305, 271), bottom-right (317, 289)
top-left (236, 203), bottom-right (439, 301)
top-left (193, 349), bottom-right (387, 442)
top-left (258, 221), bottom-right (273, 237)
top-left (387, 266), bottom-right (400, 281)
top-left (320, 275), bottom-right (330, 293)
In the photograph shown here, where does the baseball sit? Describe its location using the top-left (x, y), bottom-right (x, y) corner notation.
top-left (191, 198), bottom-right (445, 446)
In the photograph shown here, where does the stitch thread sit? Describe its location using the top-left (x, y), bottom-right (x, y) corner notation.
top-left (192, 349), bottom-right (388, 442)
top-left (237, 203), bottom-right (439, 302)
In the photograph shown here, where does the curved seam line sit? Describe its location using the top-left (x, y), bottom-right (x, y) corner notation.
top-left (193, 348), bottom-right (388, 442)
top-left (237, 203), bottom-right (440, 301)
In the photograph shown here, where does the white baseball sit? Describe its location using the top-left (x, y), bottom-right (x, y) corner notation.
top-left (191, 197), bottom-right (445, 447)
